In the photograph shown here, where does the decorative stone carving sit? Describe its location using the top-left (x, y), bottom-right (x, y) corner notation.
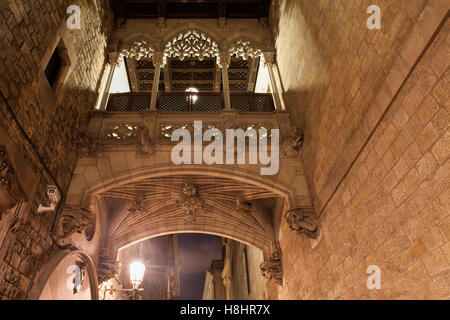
top-left (165, 30), bottom-right (219, 61)
top-left (0, 146), bottom-right (26, 221)
top-left (56, 206), bottom-right (92, 241)
top-left (236, 196), bottom-right (252, 215)
top-left (285, 207), bottom-right (318, 239)
top-left (176, 183), bottom-right (202, 223)
top-left (76, 130), bottom-right (99, 156)
top-left (281, 127), bottom-right (305, 158)
top-left (229, 41), bottom-right (262, 60)
top-left (269, 241), bottom-right (282, 261)
top-left (137, 126), bottom-right (155, 155)
top-left (157, 17), bottom-right (167, 28)
top-left (261, 241), bottom-right (283, 286)
top-left (217, 52), bottom-right (231, 69)
top-left (258, 18), bottom-right (268, 29)
top-left (122, 41), bottom-right (154, 60)
top-left (105, 123), bottom-right (141, 141)
top-left (260, 260), bottom-right (283, 286)
top-left (152, 52), bottom-right (167, 68)
top-left (262, 52), bottom-right (275, 67)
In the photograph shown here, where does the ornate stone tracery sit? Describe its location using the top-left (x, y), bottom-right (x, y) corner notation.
top-left (122, 41), bottom-right (154, 60)
top-left (285, 207), bottom-right (318, 239)
top-left (165, 30), bottom-right (219, 61)
top-left (229, 40), bottom-right (262, 60)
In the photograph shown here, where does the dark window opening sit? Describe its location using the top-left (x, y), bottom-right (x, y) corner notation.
top-left (45, 48), bottom-right (62, 88)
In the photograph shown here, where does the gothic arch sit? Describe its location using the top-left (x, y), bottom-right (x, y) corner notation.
top-left (28, 249), bottom-right (99, 300)
top-left (82, 165), bottom-right (295, 209)
top-left (162, 26), bottom-right (223, 52)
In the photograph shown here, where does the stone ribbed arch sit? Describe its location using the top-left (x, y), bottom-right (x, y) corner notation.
top-left (79, 165), bottom-right (295, 208)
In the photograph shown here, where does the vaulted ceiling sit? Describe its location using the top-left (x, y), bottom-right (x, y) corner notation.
top-left (110, 0), bottom-right (271, 20)
top-left (101, 174), bottom-right (280, 249)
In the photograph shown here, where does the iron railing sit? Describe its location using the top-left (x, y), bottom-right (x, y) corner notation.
top-left (106, 92), bottom-right (275, 112)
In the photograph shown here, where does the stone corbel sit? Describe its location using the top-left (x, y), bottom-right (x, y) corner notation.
top-left (0, 146), bottom-right (26, 221)
top-left (284, 207), bottom-right (319, 239)
top-left (76, 129), bottom-right (100, 156)
top-left (281, 127), bottom-right (305, 158)
top-left (54, 206), bottom-right (92, 245)
top-left (261, 241), bottom-right (283, 286)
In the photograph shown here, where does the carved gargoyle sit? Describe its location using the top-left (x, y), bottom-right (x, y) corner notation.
top-left (285, 207), bottom-right (318, 239)
top-left (137, 126), bottom-right (155, 155)
top-left (176, 183), bottom-right (202, 224)
top-left (0, 146), bottom-right (26, 221)
top-left (55, 206), bottom-right (92, 241)
top-left (281, 127), bottom-right (304, 158)
top-left (260, 261), bottom-right (283, 286)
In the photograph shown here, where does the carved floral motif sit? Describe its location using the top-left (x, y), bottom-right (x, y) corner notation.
top-left (176, 183), bottom-right (202, 223)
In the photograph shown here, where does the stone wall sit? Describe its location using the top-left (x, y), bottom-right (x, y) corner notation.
top-left (271, 0), bottom-right (449, 298)
top-left (0, 0), bottom-right (112, 300)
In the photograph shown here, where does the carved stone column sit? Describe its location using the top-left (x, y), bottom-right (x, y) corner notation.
top-left (263, 52), bottom-right (285, 111)
top-left (150, 52), bottom-right (166, 110)
top-left (284, 207), bottom-right (319, 239)
top-left (217, 52), bottom-right (232, 111)
top-left (99, 52), bottom-right (121, 110)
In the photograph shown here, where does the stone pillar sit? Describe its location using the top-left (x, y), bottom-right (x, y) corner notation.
top-left (99, 52), bottom-right (121, 111)
top-left (218, 52), bottom-right (232, 111)
top-left (150, 52), bottom-right (166, 110)
top-left (263, 52), bottom-right (285, 111)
